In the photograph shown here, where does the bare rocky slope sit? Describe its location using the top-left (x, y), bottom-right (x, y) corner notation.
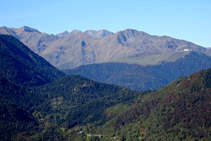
top-left (1, 26), bottom-right (210, 69)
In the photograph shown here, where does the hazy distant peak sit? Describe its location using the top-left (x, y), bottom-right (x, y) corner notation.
top-left (56, 30), bottom-right (82, 37)
top-left (56, 31), bottom-right (70, 37)
top-left (117, 29), bottom-right (150, 37)
top-left (56, 29), bottom-right (113, 38)
top-left (115, 29), bottom-right (151, 46)
top-left (0, 26), bottom-right (15, 35)
top-left (63, 31), bottom-right (69, 34)
top-left (84, 29), bottom-right (113, 38)
top-left (71, 30), bottom-right (82, 34)
top-left (19, 26), bottom-right (41, 33)
top-left (117, 29), bottom-right (138, 34)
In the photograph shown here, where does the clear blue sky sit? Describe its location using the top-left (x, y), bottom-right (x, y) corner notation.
top-left (0, 0), bottom-right (211, 47)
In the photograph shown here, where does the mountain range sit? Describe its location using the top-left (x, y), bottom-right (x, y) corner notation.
top-left (1, 26), bottom-right (210, 69)
top-left (0, 34), bottom-right (211, 140)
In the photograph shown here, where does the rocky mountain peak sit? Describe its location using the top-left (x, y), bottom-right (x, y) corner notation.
top-left (19, 26), bottom-right (41, 33)
top-left (70, 30), bottom-right (82, 34)
top-left (56, 31), bottom-right (70, 37)
top-left (84, 29), bottom-right (113, 38)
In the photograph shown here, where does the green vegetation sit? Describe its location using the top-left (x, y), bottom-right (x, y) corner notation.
top-left (1, 34), bottom-right (211, 140)
top-left (115, 52), bottom-right (175, 65)
top-left (64, 51), bottom-right (211, 91)
top-left (0, 34), bottom-right (65, 87)
top-left (0, 74), bottom-right (140, 140)
top-left (66, 69), bottom-right (211, 140)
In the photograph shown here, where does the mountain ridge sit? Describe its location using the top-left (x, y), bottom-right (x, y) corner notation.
top-left (0, 26), bottom-right (210, 69)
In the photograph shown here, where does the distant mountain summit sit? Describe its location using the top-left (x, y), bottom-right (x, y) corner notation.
top-left (56, 31), bottom-right (70, 37)
top-left (84, 29), bottom-right (113, 38)
top-left (115, 28), bottom-right (206, 53)
top-left (0, 26), bottom-right (60, 54)
top-left (56, 30), bottom-right (82, 37)
top-left (0, 26), bottom-right (210, 69)
top-left (56, 29), bottom-right (113, 38)
top-left (13, 26), bottom-right (41, 33)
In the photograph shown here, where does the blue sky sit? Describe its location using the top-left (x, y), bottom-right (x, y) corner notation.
top-left (0, 0), bottom-right (211, 47)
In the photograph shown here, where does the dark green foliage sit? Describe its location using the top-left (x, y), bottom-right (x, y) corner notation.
top-left (91, 69), bottom-right (211, 140)
top-left (0, 99), bottom-right (39, 141)
top-left (0, 34), bottom-right (139, 140)
top-left (0, 74), bottom-right (139, 140)
top-left (0, 34), bottom-right (65, 87)
top-left (64, 51), bottom-right (211, 91)
top-left (202, 68), bottom-right (211, 88)
top-left (34, 75), bottom-right (139, 127)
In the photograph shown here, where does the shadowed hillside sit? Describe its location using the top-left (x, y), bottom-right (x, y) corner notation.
top-left (0, 34), bottom-right (65, 86)
top-left (67, 68), bottom-right (211, 140)
top-left (64, 51), bottom-right (211, 91)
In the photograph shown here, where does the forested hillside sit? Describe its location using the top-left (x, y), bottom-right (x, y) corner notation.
top-left (0, 35), bottom-right (140, 140)
top-left (66, 69), bottom-right (211, 140)
top-left (0, 34), bottom-right (65, 86)
top-left (64, 51), bottom-right (211, 91)
top-left (0, 74), bottom-right (140, 140)
top-left (1, 68), bottom-right (211, 140)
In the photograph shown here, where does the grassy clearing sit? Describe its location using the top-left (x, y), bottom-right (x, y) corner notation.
top-left (114, 52), bottom-right (174, 66)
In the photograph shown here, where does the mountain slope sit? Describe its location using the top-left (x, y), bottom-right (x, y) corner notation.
top-left (0, 74), bottom-right (139, 140)
top-left (40, 31), bottom-right (137, 69)
top-left (2, 66), bottom-right (211, 140)
top-left (105, 68), bottom-right (211, 140)
top-left (0, 77), bottom-right (40, 140)
top-left (0, 26), bottom-right (60, 54)
top-left (64, 51), bottom-right (211, 91)
top-left (0, 34), bottom-right (65, 86)
top-left (0, 26), bottom-right (209, 69)
top-left (33, 75), bottom-right (139, 128)
top-left (68, 68), bottom-right (211, 140)
top-left (114, 29), bottom-right (206, 53)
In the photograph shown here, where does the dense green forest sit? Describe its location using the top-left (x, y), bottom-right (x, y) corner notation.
top-left (0, 74), bottom-right (141, 140)
top-left (64, 69), bottom-right (211, 140)
top-left (1, 34), bottom-right (211, 140)
top-left (0, 34), bottom-right (65, 87)
top-left (64, 51), bottom-right (211, 91)
top-left (1, 68), bottom-right (209, 141)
